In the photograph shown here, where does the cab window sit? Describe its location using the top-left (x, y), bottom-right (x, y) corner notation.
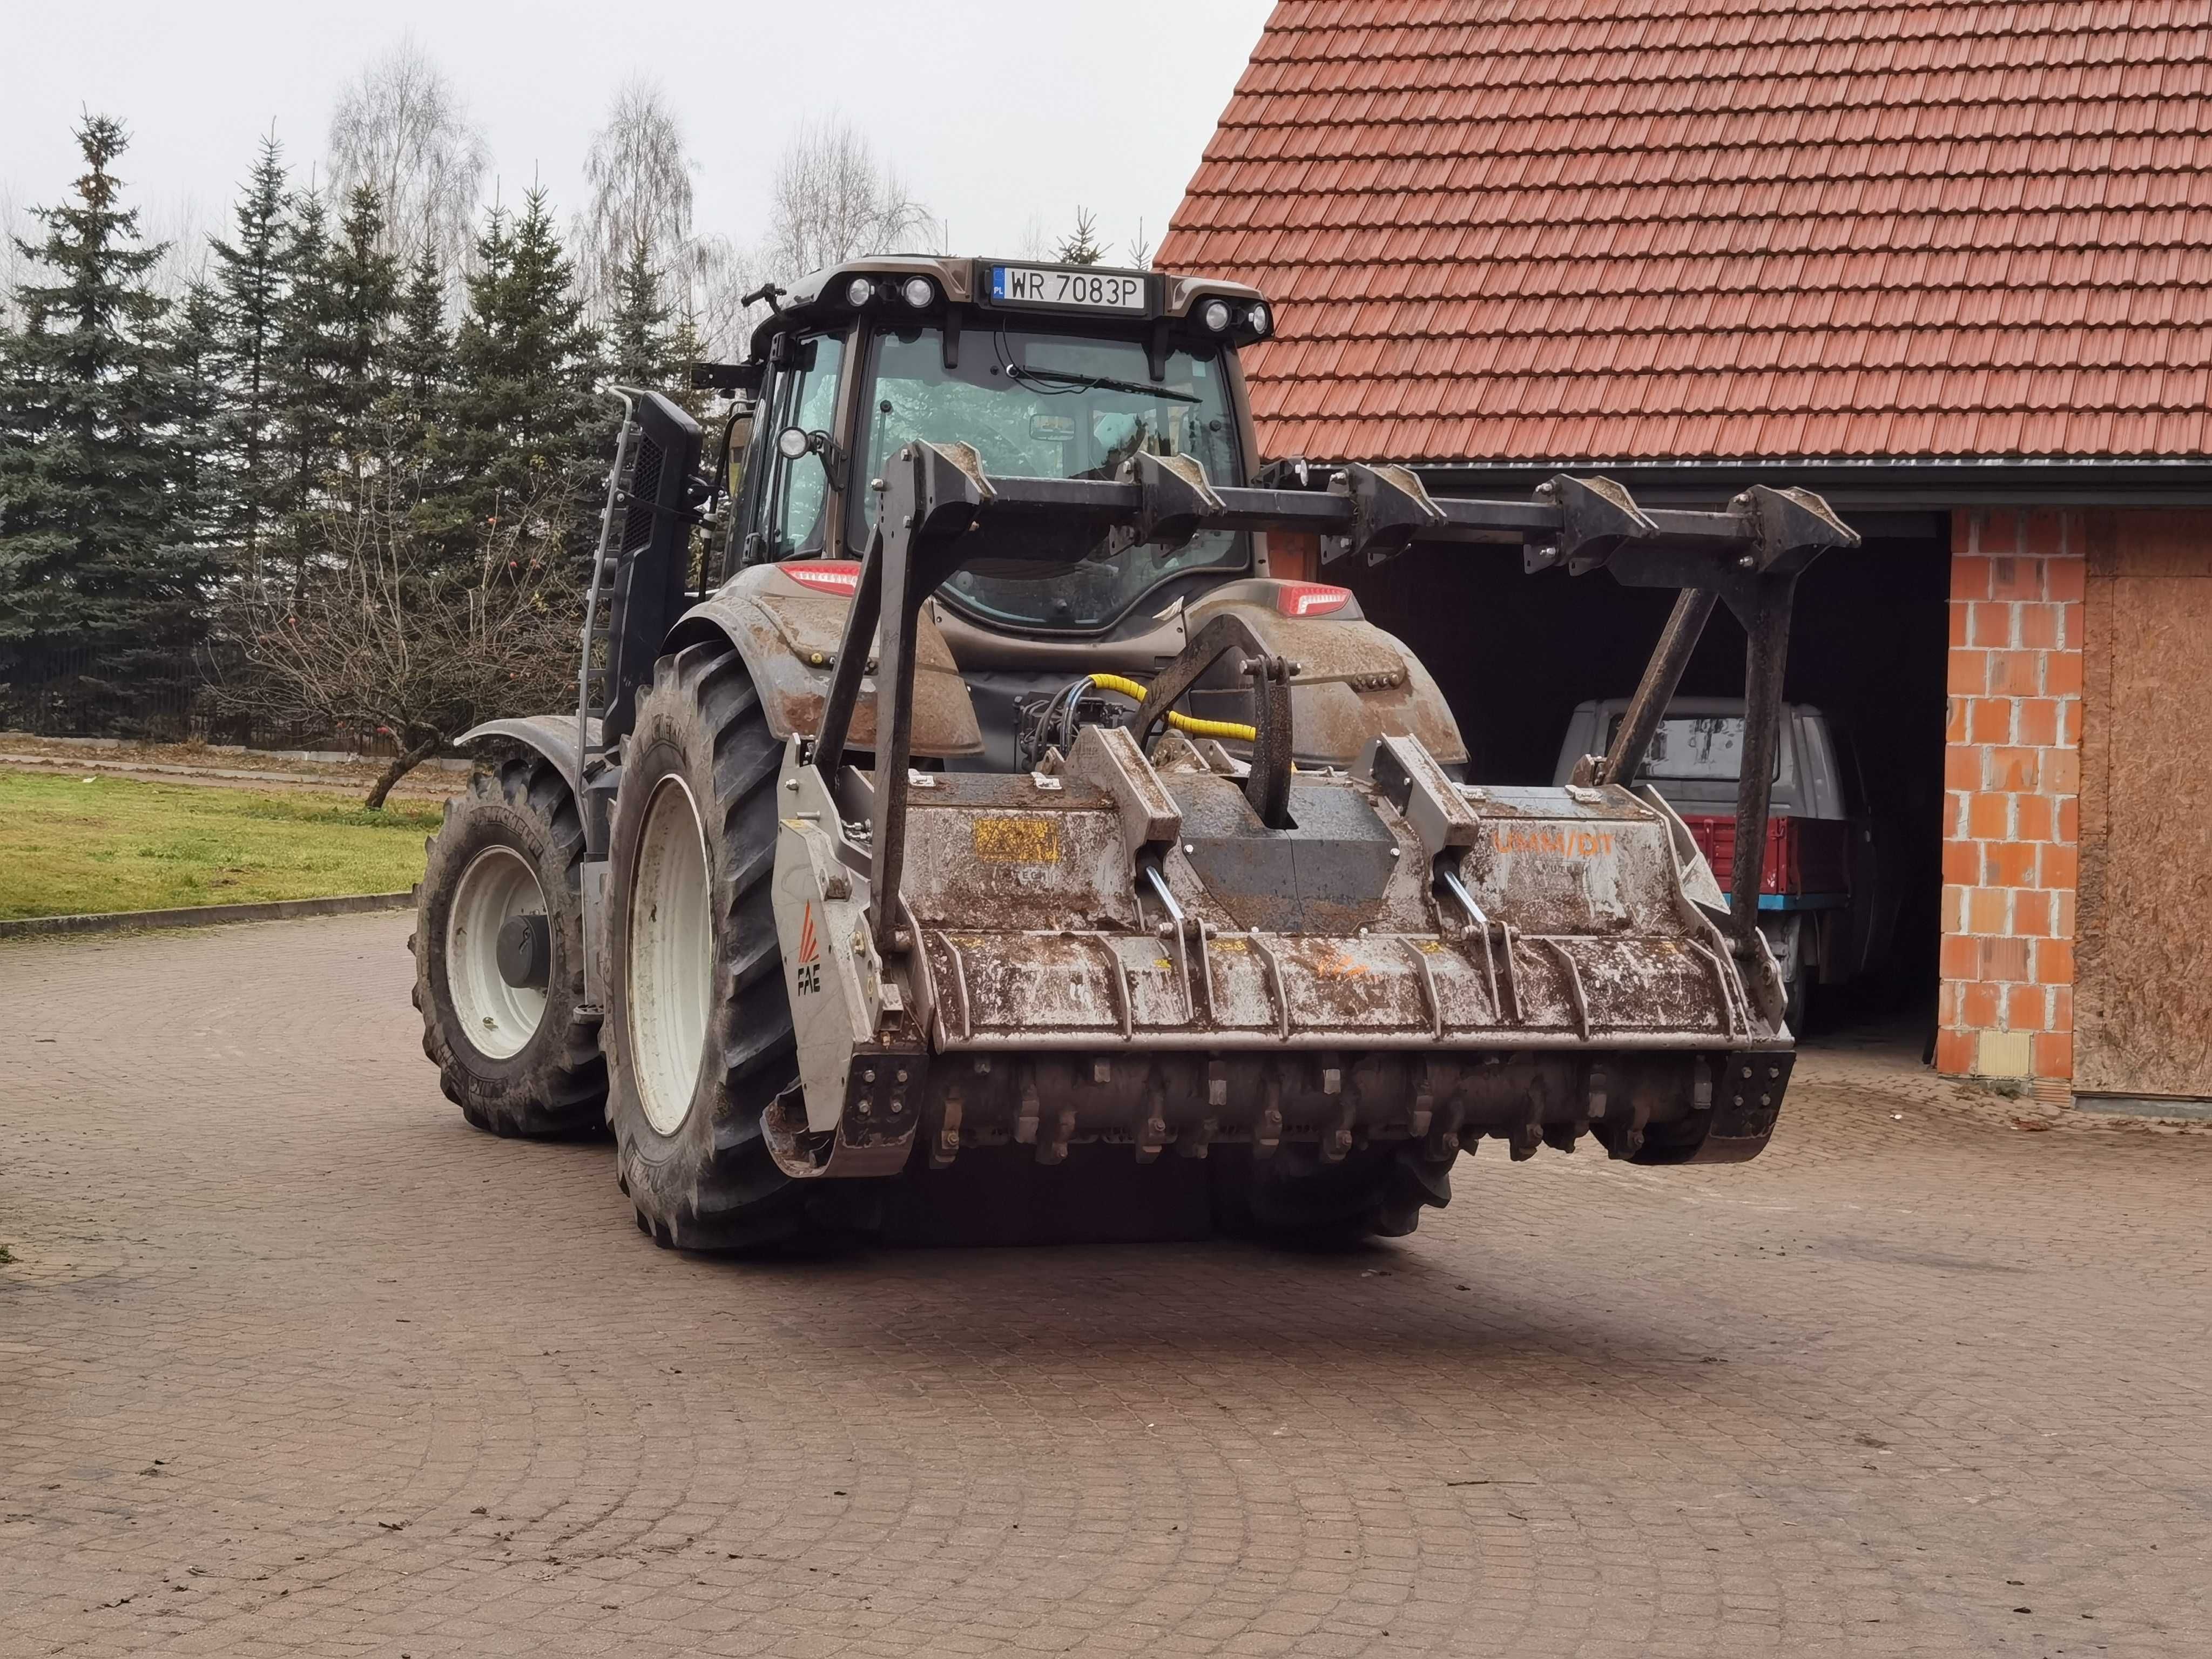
top-left (757, 332), bottom-right (847, 559)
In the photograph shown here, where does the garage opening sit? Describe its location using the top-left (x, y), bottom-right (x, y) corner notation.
top-left (1341, 512), bottom-right (1951, 1036)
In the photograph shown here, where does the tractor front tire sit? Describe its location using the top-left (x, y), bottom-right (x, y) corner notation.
top-left (414, 753), bottom-right (606, 1137)
top-left (1784, 971), bottom-right (1813, 1036)
top-left (603, 642), bottom-right (811, 1252)
top-left (1228, 1142), bottom-right (1456, 1244)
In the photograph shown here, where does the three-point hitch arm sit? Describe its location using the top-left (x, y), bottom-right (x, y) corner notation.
top-left (808, 444), bottom-right (1859, 962)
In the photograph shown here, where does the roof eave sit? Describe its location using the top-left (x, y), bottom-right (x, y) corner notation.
top-left (1379, 456), bottom-right (2212, 510)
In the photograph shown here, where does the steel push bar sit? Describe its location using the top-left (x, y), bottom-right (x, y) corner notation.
top-left (807, 443), bottom-right (1859, 960)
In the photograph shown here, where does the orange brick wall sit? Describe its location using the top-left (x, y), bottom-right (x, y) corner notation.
top-left (1938, 509), bottom-right (2084, 1093)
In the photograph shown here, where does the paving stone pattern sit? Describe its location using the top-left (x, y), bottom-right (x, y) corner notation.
top-left (3, 915), bottom-right (2206, 1657)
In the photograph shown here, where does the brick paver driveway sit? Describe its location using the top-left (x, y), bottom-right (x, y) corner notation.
top-left (3, 914), bottom-right (2206, 1657)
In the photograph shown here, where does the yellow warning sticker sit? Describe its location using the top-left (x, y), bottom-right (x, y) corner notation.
top-left (972, 814), bottom-right (1062, 864)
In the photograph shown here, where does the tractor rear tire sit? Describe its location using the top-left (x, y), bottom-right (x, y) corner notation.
top-left (414, 753), bottom-right (606, 1137)
top-left (603, 642), bottom-right (813, 1252)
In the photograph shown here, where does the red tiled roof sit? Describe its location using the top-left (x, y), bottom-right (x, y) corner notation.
top-left (1158, 0), bottom-right (2212, 463)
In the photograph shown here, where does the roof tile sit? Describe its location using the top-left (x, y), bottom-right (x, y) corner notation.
top-left (1160, 0), bottom-right (2212, 460)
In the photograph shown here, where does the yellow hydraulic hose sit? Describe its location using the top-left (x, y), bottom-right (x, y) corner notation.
top-left (1088, 672), bottom-right (1259, 744)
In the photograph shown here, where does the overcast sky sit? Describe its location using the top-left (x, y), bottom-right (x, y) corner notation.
top-left (2, 1), bottom-right (1274, 275)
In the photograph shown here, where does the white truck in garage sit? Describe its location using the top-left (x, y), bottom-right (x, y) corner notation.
top-left (1555, 697), bottom-right (1902, 1030)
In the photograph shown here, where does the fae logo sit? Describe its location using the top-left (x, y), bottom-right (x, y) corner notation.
top-left (794, 903), bottom-right (822, 996)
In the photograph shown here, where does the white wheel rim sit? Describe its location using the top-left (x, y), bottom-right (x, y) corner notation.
top-left (446, 846), bottom-right (549, 1061)
top-left (628, 773), bottom-right (714, 1136)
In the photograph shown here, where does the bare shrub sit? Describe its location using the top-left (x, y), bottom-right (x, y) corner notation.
top-left (225, 462), bottom-right (577, 808)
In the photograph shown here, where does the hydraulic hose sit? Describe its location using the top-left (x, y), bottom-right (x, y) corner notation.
top-left (1087, 672), bottom-right (1258, 744)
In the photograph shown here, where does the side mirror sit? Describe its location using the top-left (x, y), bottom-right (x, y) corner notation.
top-left (691, 360), bottom-right (760, 394)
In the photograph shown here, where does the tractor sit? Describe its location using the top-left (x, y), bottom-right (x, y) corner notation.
top-left (411, 255), bottom-right (1854, 1250)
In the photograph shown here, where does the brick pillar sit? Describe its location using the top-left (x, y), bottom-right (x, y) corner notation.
top-left (1937, 510), bottom-right (2084, 1098)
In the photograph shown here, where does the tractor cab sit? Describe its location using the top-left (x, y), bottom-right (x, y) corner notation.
top-left (723, 256), bottom-right (1277, 640)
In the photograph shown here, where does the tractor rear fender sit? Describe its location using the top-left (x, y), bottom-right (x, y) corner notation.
top-left (664, 562), bottom-right (984, 758)
top-left (455, 713), bottom-right (590, 798)
top-left (1182, 586), bottom-right (1467, 769)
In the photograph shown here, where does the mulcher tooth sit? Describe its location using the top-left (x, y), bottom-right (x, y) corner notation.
top-left (1135, 1085), bottom-right (1168, 1164)
top-left (1041, 1105), bottom-right (1075, 1166)
top-left (1426, 1095), bottom-right (1466, 1164)
top-left (1319, 1060), bottom-right (1352, 1163)
top-left (930, 1089), bottom-right (962, 1169)
top-left (1603, 1098), bottom-right (1654, 1162)
top-left (1255, 1080), bottom-right (1284, 1158)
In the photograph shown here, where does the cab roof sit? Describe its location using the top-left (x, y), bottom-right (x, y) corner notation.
top-left (747, 254), bottom-right (1270, 362)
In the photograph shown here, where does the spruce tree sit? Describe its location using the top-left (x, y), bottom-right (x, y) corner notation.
top-left (205, 133), bottom-right (289, 585)
top-left (0, 116), bottom-right (212, 724)
top-left (1055, 208), bottom-right (1107, 266)
top-left (605, 234), bottom-right (676, 392)
top-left (386, 245), bottom-right (463, 553)
top-left (449, 189), bottom-right (604, 574)
top-left (167, 276), bottom-right (228, 586)
top-left (268, 186), bottom-right (341, 592)
top-left (389, 246), bottom-right (451, 451)
top-left (327, 184), bottom-right (400, 490)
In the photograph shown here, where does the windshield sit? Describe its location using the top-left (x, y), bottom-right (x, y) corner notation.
top-left (854, 323), bottom-right (1246, 631)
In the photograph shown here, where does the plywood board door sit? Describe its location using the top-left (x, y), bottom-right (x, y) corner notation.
top-left (2076, 514), bottom-right (2212, 1098)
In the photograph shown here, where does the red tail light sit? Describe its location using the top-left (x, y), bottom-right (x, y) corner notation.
top-left (1680, 814), bottom-right (1849, 897)
top-left (1274, 581), bottom-right (1351, 618)
top-left (781, 561), bottom-right (862, 597)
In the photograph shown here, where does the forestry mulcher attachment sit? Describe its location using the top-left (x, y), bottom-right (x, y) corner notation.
top-left (413, 255), bottom-right (1857, 1250)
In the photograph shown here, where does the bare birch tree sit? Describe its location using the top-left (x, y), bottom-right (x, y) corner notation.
top-left (575, 78), bottom-right (695, 320)
top-left (686, 232), bottom-right (770, 361)
top-left (1016, 211), bottom-right (1053, 262)
top-left (764, 117), bottom-right (929, 284)
top-left (575, 82), bottom-right (786, 361)
top-left (144, 194), bottom-right (215, 302)
top-left (0, 180), bottom-right (27, 327)
top-left (326, 38), bottom-right (490, 274)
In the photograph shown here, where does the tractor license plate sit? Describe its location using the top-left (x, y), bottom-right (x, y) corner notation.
top-left (991, 265), bottom-right (1146, 311)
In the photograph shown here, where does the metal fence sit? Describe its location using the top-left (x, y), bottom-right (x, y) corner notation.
top-left (0, 644), bottom-right (380, 753)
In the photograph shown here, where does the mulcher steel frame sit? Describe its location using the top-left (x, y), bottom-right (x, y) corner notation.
top-left (812, 441), bottom-right (1858, 973)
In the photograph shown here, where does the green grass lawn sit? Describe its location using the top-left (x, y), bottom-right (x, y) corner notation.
top-left (0, 770), bottom-right (444, 920)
